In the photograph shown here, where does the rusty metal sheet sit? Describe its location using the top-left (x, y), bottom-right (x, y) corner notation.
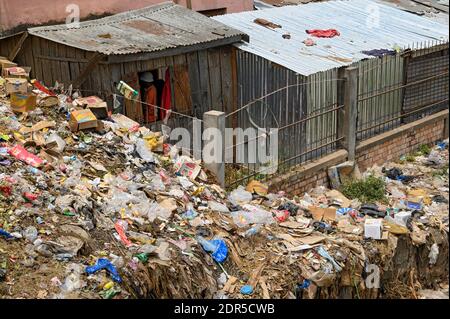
top-left (27, 2), bottom-right (245, 55)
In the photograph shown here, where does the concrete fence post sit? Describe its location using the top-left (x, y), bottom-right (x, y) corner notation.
top-left (340, 66), bottom-right (359, 161)
top-left (203, 110), bottom-right (226, 187)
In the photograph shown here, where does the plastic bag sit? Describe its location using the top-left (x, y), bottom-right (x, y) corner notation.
top-left (228, 186), bottom-right (252, 206)
top-left (85, 258), bottom-right (122, 283)
top-left (428, 243), bottom-right (439, 265)
top-left (231, 205), bottom-right (274, 228)
top-left (46, 133), bottom-right (66, 153)
top-left (208, 201), bottom-right (230, 213)
top-left (147, 202), bottom-right (172, 222)
top-left (135, 139), bottom-right (155, 163)
top-left (23, 226), bottom-right (38, 242)
top-left (197, 236), bottom-right (228, 263)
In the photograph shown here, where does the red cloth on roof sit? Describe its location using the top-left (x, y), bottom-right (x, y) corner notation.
top-left (305, 29), bottom-right (340, 38)
top-left (160, 68), bottom-right (172, 120)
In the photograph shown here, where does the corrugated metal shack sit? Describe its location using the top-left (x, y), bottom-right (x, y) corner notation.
top-left (0, 2), bottom-right (247, 125)
top-left (213, 0), bottom-right (449, 180)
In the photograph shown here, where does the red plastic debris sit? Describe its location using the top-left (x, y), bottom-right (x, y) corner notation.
top-left (23, 192), bottom-right (38, 202)
top-left (0, 185), bottom-right (12, 197)
top-left (115, 221), bottom-right (132, 247)
top-left (33, 80), bottom-right (56, 96)
top-left (274, 210), bottom-right (290, 223)
top-left (8, 145), bottom-right (44, 168)
top-left (305, 29), bottom-right (340, 38)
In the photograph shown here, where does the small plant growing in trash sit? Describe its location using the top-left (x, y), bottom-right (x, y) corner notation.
top-left (341, 175), bottom-right (387, 204)
top-left (418, 144), bottom-right (432, 156)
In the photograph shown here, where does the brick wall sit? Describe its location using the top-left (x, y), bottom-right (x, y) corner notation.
top-left (268, 110), bottom-right (448, 196)
top-left (270, 168), bottom-right (329, 197)
top-left (269, 150), bottom-right (348, 197)
top-left (356, 118), bottom-right (446, 171)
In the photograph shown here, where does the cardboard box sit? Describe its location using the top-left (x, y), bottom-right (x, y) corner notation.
top-left (0, 58), bottom-right (17, 72)
top-left (2, 66), bottom-right (31, 79)
top-left (111, 114), bottom-right (140, 132)
top-left (10, 93), bottom-right (37, 113)
top-left (364, 219), bottom-right (382, 240)
top-left (69, 109), bottom-right (98, 132)
top-left (5, 77), bottom-right (28, 94)
top-left (75, 96), bottom-right (108, 119)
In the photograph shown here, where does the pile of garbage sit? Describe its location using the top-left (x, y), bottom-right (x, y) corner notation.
top-left (0, 68), bottom-right (449, 299)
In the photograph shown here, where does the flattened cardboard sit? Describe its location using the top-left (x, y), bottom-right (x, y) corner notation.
top-left (309, 206), bottom-right (336, 222)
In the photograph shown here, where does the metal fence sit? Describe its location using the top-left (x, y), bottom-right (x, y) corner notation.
top-left (356, 41), bottom-right (449, 140)
top-left (225, 41), bottom-right (449, 189)
top-left (225, 53), bottom-right (342, 188)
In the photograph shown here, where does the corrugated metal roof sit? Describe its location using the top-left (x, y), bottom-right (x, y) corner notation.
top-left (27, 2), bottom-right (245, 55)
top-left (214, 0), bottom-right (449, 76)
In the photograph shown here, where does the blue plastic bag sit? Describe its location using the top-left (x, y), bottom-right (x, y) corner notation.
top-left (437, 141), bottom-right (448, 150)
top-left (0, 229), bottom-right (14, 240)
top-left (86, 258), bottom-right (122, 283)
top-left (197, 236), bottom-right (228, 263)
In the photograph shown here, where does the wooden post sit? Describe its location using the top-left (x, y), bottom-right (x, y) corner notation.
top-left (343, 67), bottom-right (358, 161)
top-left (203, 110), bottom-right (225, 187)
top-left (8, 32), bottom-right (28, 62)
top-left (70, 52), bottom-right (104, 88)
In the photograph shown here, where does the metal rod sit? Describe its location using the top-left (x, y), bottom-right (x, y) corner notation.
top-left (358, 71), bottom-right (449, 102)
top-left (357, 98), bottom-right (449, 133)
top-left (229, 137), bottom-right (344, 185)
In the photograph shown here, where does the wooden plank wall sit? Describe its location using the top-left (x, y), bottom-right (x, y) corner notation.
top-left (3, 35), bottom-right (235, 134)
top-left (5, 36), bottom-right (235, 121)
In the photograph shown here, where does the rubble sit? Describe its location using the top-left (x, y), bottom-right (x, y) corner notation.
top-left (0, 71), bottom-right (449, 299)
